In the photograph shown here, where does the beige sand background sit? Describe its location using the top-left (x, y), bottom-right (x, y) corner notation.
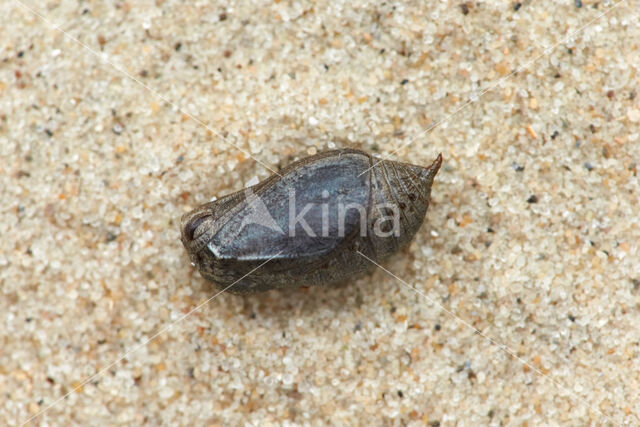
top-left (2, 0), bottom-right (640, 425)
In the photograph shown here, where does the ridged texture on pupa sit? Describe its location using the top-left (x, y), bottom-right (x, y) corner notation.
top-left (180, 148), bottom-right (442, 293)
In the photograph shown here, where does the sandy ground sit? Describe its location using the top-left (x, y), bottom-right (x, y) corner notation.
top-left (1, 0), bottom-right (640, 425)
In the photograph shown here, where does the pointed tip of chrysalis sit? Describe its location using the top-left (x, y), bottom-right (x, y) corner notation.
top-left (390, 153), bottom-right (442, 200)
top-left (416, 153), bottom-right (442, 200)
top-left (429, 153), bottom-right (443, 176)
top-left (419, 153), bottom-right (443, 186)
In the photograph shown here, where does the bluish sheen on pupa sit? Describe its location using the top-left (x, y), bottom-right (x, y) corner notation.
top-left (180, 148), bottom-right (442, 293)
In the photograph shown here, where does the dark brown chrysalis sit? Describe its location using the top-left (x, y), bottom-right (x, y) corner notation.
top-left (181, 148), bottom-right (442, 293)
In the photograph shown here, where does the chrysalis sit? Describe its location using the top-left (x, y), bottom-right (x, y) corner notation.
top-left (181, 148), bottom-right (442, 293)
